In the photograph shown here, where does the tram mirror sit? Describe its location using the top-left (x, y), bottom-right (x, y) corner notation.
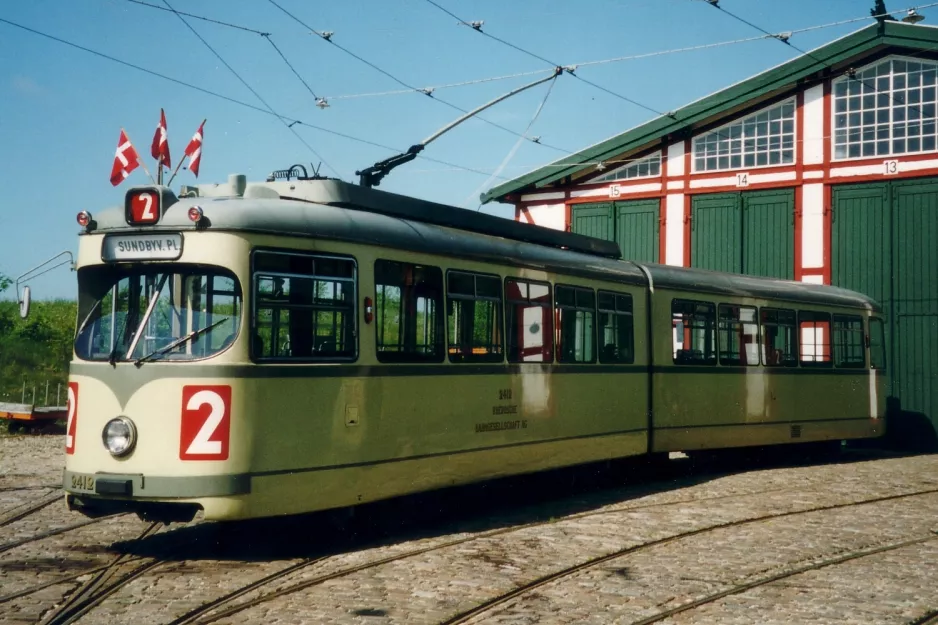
top-left (674, 321), bottom-right (684, 344)
top-left (18, 286), bottom-right (30, 319)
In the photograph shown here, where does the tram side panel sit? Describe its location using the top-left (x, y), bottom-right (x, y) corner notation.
top-left (241, 241), bottom-right (650, 519)
top-left (648, 289), bottom-right (883, 453)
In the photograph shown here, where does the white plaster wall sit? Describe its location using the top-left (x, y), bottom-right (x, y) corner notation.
top-left (522, 202), bottom-right (566, 231)
top-left (803, 84), bottom-right (824, 165)
top-left (801, 183), bottom-right (824, 269)
top-left (665, 194), bottom-right (685, 266)
top-left (667, 142), bottom-right (685, 178)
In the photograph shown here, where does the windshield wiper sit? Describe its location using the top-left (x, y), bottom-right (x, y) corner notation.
top-left (133, 319), bottom-right (227, 368)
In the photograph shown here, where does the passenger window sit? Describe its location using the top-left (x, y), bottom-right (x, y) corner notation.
top-left (374, 260), bottom-right (443, 363)
top-left (505, 279), bottom-right (553, 363)
top-left (798, 311), bottom-right (832, 366)
top-left (870, 317), bottom-right (886, 370)
top-left (833, 314), bottom-right (865, 368)
top-left (447, 271), bottom-right (503, 363)
top-left (597, 290), bottom-right (634, 364)
top-left (672, 300), bottom-right (716, 365)
top-left (760, 308), bottom-right (797, 366)
top-left (253, 252), bottom-right (356, 361)
top-left (556, 286), bottom-right (596, 363)
top-left (718, 305), bottom-right (759, 366)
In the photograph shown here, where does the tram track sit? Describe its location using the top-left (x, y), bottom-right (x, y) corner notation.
top-left (437, 487), bottom-right (938, 625)
top-left (0, 492), bottom-right (63, 528)
top-left (165, 486), bottom-right (938, 625)
top-left (38, 522), bottom-right (166, 625)
top-left (630, 532), bottom-right (938, 625)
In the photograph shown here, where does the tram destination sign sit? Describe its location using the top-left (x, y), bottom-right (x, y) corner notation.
top-left (102, 233), bottom-right (183, 261)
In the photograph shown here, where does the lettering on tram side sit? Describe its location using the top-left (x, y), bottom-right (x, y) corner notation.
top-left (115, 238), bottom-right (180, 253)
top-left (474, 388), bottom-right (525, 433)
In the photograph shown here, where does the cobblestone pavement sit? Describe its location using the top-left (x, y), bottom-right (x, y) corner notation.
top-left (2, 433), bottom-right (938, 625)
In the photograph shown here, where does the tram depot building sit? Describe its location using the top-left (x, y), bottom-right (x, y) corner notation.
top-left (482, 22), bottom-right (938, 444)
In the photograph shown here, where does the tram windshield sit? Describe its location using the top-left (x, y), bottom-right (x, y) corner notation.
top-left (74, 265), bottom-right (242, 363)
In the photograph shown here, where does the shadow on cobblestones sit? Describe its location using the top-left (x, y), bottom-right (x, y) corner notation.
top-left (0, 556), bottom-right (97, 572)
top-left (107, 445), bottom-right (920, 566)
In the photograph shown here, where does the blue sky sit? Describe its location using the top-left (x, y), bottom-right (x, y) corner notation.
top-left (1, 0), bottom-right (934, 300)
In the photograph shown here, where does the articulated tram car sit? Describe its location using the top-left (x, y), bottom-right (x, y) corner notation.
top-left (63, 173), bottom-right (886, 522)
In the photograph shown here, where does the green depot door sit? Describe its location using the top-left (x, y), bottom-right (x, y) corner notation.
top-left (691, 189), bottom-right (794, 278)
top-left (832, 178), bottom-right (938, 440)
top-left (616, 199), bottom-right (660, 263)
top-left (571, 202), bottom-right (614, 242)
top-left (571, 199), bottom-right (661, 262)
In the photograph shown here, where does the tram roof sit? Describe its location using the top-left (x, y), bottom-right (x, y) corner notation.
top-left (89, 177), bottom-right (880, 312)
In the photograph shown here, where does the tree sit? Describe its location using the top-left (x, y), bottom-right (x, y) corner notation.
top-left (0, 272), bottom-right (10, 294)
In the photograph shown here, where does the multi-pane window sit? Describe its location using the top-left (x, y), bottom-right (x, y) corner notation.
top-left (592, 152), bottom-right (661, 183)
top-left (447, 271), bottom-right (503, 363)
top-left (253, 252), bottom-right (356, 360)
top-left (374, 260), bottom-right (443, 363)
top-left (555, 286), bottom-right (595, 363)
top-left (505, 279), bottom-right (553, 363)
top-left (760, 308), bottom-right (797, 367)
top-left (833, 315), bottom-right (865, 368)
top-left (597, 291), bottom-right (634, 363)
top-left (870, 317), bottom-right (887, 370)
top-left (833, 57), bottom-right (938, 160)
top-left (693, 99), bottom-right (795, 172)
top-left (799, 311), bottom-right (832, 366)
top-left (672, 300), bottom-right (716, 365)
top-left (718, 305), bottom-right (759, 366)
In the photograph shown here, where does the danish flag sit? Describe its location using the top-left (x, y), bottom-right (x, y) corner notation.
top-left (150, 108), bottom-right (171, 169)
top-left (110, 129), bottom-right (141, 187)
top-left (184, 120), bottom-right (205, 178)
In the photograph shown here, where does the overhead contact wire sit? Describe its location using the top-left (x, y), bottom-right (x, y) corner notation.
top-left (160, 0), bottom-right (339, 177)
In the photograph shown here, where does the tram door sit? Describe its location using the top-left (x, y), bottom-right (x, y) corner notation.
top-left (832, 178), bottom-right (938, 439)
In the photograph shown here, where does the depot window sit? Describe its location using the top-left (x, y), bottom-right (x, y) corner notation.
top-left (760, 308), bottom-right (798, 367)
top-left (446, 271), bottom-right (504, 363)
top-left (374, 260), bottom-right (444, 363)
top-left (252, 251), bottom-right (356, 361)
top-left (505, 279), bottom-right (553, 363)
top-left (556, 285), bottom-right (596, 364)
top-left (672, 300), bottom-right (716, 365)
top-left (693, 99), bottom-right (795, 172)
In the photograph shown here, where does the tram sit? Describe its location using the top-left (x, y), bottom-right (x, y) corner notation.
top-left (61, 171), bottom-right (886, 521)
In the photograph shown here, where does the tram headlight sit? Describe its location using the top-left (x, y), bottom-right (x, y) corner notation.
top-left (102, 417), bottom-right (137, 457)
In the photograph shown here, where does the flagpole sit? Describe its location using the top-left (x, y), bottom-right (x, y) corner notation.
top-left (124, 128), bottom-right (157, 185)
top-left (167, 119), bottom-right (205, 188)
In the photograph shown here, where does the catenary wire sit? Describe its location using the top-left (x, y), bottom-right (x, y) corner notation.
top-left (468, 75), bottom-right (560, 208)
top-left (261, 34), bottom-right (320, 101)
top-left (265, 0), bottom-right (573, 154)
top-left (159, 0), bottom-right (339, 177)
top-left (119, 0), bottom-right (269, 35)
top-left (421, 0), bottom-right (673, 118)
top-left (0, 16), bottom-right (502, 181)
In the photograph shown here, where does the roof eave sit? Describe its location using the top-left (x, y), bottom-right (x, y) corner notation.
top-left (482, 22), bottom-right (938, 205)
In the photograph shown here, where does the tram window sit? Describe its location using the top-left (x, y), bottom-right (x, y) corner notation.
top-left (446, 271), bottom-right (503, 363)
top-left (833, 314), bottom-right (865, 368)
top-left (506, 279), bottom-right (553, 363)
top-left (870, 317), bottom-right (886, 370)
top-left (252, 251), bottom-right (356, 361)
top-left (374, 260), bottom-right (444, 363)
top-left (672, 300), bottom-right (716, 365)
top-left (760, 308), bottom-right (797, 367)
top-left (718, 305), bottom-right (759, 366)
top-left (74, 267), bottom-right (242, 363)
top-left (798, 311), bottom-right (832, 367)
top-left (597, 291), bottom-right (633, 364)
top-left (556, 286), bottom-right (596, 363)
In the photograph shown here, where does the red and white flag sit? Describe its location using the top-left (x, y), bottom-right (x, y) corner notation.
top-left (184, 120), bottom-right (205, 178)
top-left (110, 128), bottom-right (141, 187)
top-left (150, 108), bottom-right (171, 170)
